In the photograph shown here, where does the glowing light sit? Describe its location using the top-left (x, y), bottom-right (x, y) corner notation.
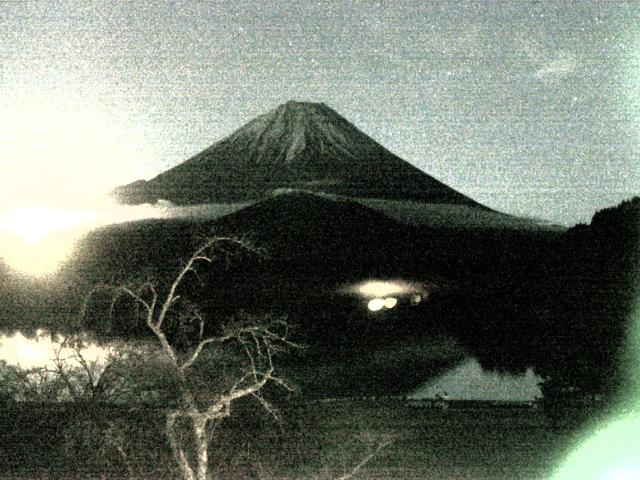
top-left (16, 338), bottom-right (41, 362)
top-left (384, 297), bottom-right (398, 309)
top-left (367, 298), bottom-right (386, 312)
top-left (0, 206), bottom-right (97, 276)
top-left (367, 297), bottom-right (399, 312)
top-left (411, 294), bottom-right (423, 305)
top-left (0, 199), bottom-right (172, 277)
top-left (0, 207), bottom-right (96, 244)
top-left (0, 89), bottom-right (161, 276)
top-left (357, 280), bottom-right (411, 298)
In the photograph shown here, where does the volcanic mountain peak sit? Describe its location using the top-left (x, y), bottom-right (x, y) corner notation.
top-left (113, 100), bottom-right (483, 207)
top-left (217, 100), bottom-right (378, 166)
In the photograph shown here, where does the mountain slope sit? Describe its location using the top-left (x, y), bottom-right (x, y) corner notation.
top-left (65, 192), bottom-right (414, 291)
top-left (113, 101), bottom-right (483, 206)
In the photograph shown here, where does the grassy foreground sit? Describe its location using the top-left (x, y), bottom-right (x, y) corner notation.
top-left (0, 398), bottom-right (583, 479)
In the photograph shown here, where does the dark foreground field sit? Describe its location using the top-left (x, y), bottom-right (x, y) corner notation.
top-left (259, 399), bottom-right (578, 480)
top-left (0, 398), bottom-right (584, 479)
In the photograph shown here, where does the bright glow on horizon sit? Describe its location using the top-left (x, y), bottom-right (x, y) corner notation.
top-left (0, 197), bottom-right (171, 277)
top-left (0, 227), bottom-right (86, 277)
top-left (0, 91), bottom-right (156, 210)
top-left (0, 87), bottom-right (165, 276)
top-left (0, 207), bottom-right (97, 245)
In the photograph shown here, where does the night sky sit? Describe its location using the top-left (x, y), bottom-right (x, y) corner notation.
top-left (1, 1), bottom-right (638, 225)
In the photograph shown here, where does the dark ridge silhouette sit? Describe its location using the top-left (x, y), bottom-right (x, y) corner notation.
top-left (212, 192), bottom-right (411, 274)
top-left (113, 101), bottom-right (483, 207)
top-left (450, 197), bottom-right (640, 403)
top-left (530, 196), bottom-right (640, 399)
top-left (65, 192), bottom-right (411, 288)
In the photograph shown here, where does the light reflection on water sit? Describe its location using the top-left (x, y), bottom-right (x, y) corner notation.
top-left (408, 357), bottom-right (543, 402)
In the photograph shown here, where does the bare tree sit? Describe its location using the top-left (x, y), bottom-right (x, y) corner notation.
top-left (89, 237), bottom-right (298, 480)
top-left (0, 363), bottom-right (66, 401)
top-left (48, 334), bottom-right (125, 402)
top-left (0, 335), bottom-right (121, 403)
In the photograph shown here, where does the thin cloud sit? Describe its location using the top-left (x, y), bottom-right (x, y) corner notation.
top-left (520, 38), bottom-right (578, 81)
top-left (534, 52), bottom-right (578, 80)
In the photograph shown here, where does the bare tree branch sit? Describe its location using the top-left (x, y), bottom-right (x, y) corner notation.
top-left (179, 335), bottom-right (230, 372)
top-left (51, 340), bottom-right (80, 401)
top-left (251, 392), bottom-right (282, 423)
top-left (335, 436), bottom-right (394, 480)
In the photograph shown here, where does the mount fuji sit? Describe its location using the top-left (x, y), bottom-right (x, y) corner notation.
top-left (113, 101), bottom-right (484, 208)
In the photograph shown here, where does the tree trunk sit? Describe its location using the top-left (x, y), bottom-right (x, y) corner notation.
top-left (166, 411), bottom-right (196, 480)
top-left (193, 415), bottom-right (210, 480)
